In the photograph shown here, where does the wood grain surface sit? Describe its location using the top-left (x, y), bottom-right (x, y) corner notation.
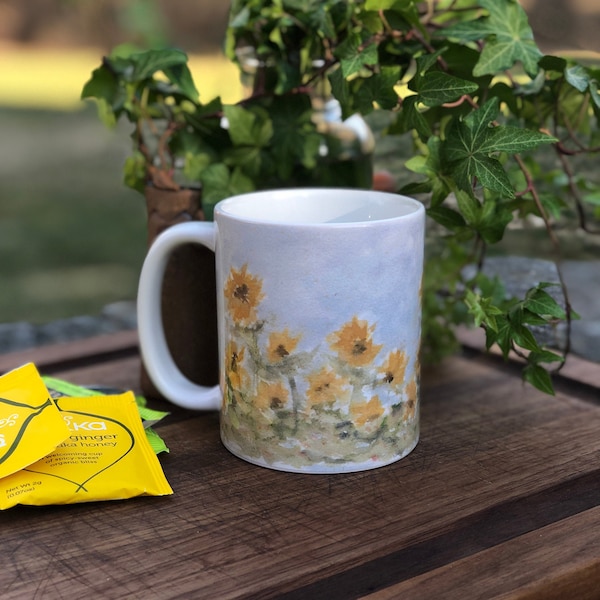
top-left (1, 335), bottom-right (599, 599)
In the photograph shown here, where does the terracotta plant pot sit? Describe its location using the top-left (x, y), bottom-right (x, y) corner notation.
top-left (140, 185), bottom-right (219, 400)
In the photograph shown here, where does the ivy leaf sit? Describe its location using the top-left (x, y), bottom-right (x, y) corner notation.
top-left (529, 350), bottom-right (564, 364)
top-left (471, 155), bottom-right (514, 197)
top-left (426, 206), bottom-right (466, 230)
top-left (443, 0), bottom-right (541, 77)
top-left (479, 126), bottom-right (557, 154)
top-left (565, 65), bottom-right (589, 92)
top-left (565, 65), bottom-right (600, 110)
top-left (364, 0), bottom-right (392, 8)
top-left (464, 96), bottom-right (499, 139)
top-left (442, 98), bottom-right (554, 198)
top-left (523, 364), bottom-right (555, 395)
top-left (524, 287), bottom-right (566, 319)
top-left (416, 71), bottom-right (479, 107)
top-left (183, 152), bottom-right (214, 182)
top-left (123, 151), bottom-right (146, 193)
top-left (392, 95), bottom-right (431, 140)
top-left (465, 288), bottom-right (504, 331)
top-left (129, 48), bottom-right (191, 81)
top-left (478, 200), bottom-right (512, 243)
top-left (223, 105), bottom-right (273, 147)
top-left (268, 94), bottom-right (321, 179)
top-left (509, 321), bottom-right (541, 352)
top-left (162, 63), bottom-right (199, 102)
top-left (81, 64), bottom-right (118, 102)
top-left (473, 0), bottom-right (542, 77)
top-left (81, 65), bottom-right (124, 125)
top-left (455, 190), bottom-right (481, 226)
top-left (335, 32), bottom-right (378, 77)
top-left (200, 164), bottom-right (255, 220)
top-left (488, 315), bottom-right (512, 357)
top-left (328, 67), bottom-right (352, 117)
top-left (354, 67), bottom-right (400, 112)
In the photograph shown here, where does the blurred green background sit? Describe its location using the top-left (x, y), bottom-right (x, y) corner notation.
top-left (0, 0), bottom-right (238, 326)
top-left (0, 0), bottom-right (598, 331)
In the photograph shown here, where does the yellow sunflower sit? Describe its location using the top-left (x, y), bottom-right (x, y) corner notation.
top-left (328, 316), bottom-right (382, 367)
top-left (306, 367), bottom-right (348, 409)
top-left (380, 349), bottom-right (408, 388)
top-left (404, 376), bottom-right (418, 421)
top-left (267, 329), bottom-right (301, 363)
top-left (254, 380), bottom-right (290, 411)
top-left (350, 395), bottom-right (385, 427)
top-left (224, 264), bottom-right (264, 324)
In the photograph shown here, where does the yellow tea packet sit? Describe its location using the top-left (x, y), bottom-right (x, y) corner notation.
top-left (0, 363), bottom-right (70, 479)
top-left (0, 392), bottom-right (173, 509)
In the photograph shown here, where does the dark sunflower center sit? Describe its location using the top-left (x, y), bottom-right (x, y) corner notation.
top-left (270, 397), bottom-right (283, 409)
top-left (276, 344), bottom-right (289, 358)
top-left (234, 283), bottom-right (250, 303)
top-left (352, 339), bottom-right (368, 355)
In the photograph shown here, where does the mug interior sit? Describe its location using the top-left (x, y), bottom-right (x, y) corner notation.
top-left (216, 188), bottom-right (422, 225)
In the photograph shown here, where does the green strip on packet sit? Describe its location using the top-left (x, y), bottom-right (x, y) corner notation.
top-left (41, 376), bottom-right (170, 454)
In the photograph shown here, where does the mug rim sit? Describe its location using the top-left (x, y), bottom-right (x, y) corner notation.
top-left (214, 187), bottom-right (424, 227)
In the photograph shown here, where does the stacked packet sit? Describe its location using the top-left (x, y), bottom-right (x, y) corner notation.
top-left (0, 363), bottom-right (172, 509)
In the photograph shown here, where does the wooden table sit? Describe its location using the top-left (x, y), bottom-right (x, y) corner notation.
top-left (1, 331), bottom-right (599, 599)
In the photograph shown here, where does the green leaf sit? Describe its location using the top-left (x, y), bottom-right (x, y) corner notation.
top-left (472, 0), bottom-right (542, 77)
top-left (529, 350), bottom-right (564, 364)
top-left (427, 206), bottom-right (466, 230)
top-left (223, 105), bottom-right (273, 147)
top-left (479, 126), bottom-right (557, 154)
top-left (395, 95), bottom-right (431, 140)
top-left (490, 316), bottom-right (512, 357)
top-left (455, 189), bottom-right (481, 225)
top-left (123, 151), bottom-right (146, 193)
top-left (199, 164), bottom-right (255, 220)
top-left (465, 96), bottom-right (499, 137)
top-left (524, 287), bottom-right (566, 319)
top-left (565, 65), bottom-right (589, 92)
top-left (520, 309), bottom-right (552, 326)
top-left (509, 321), bottom-right (541, 352)
top-left (354, 67), bottom-right (400, 111)
top-left (183, 152), bottom-right (213, 182)
top-left (266, 93), bottom-right (321, 179)
top-left (328, 68), bottom-right (352, 116)
top-left (465, 288), bottom-right (503, 330)
top-left (471, 155), bottom-right (514, 197)
top-left (478, 201), bottom-right (512, 243)
top-left (442, 119), bottom-right (474, 163)
top-left (81, 65), bottom-right (117, 101)
top-left (538, 55), bottom-right (567, 73)
top-left (336, 33), bottom-right (378, 77)
top-left (414, 48), bottom-right (447, 75)
top-left (417, 72), bottom-right (479, 107)
top-left (365, 0), bottom-right (414, 9)
top-left (163, 63), bottom-right (199, 102)
top-left (441, 20), bottom-right (495, 43)
top-left (130, 48), bottom-right (190, 81)
top-left (523, 364), bottom-right (555, 395)
top-left (589, 79), bottom-right (600, 110)
top-left (441, 97), bottom-right (552, 198)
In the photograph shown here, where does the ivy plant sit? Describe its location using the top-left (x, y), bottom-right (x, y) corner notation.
top-left (82, 0), bottom-right (600, 394)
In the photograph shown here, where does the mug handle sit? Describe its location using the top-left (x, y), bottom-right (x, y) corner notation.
top-left (137, 221), bottom-right (221, 410)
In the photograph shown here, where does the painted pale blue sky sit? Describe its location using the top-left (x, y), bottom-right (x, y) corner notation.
top-left (219, 217), bottom-right (423, 360)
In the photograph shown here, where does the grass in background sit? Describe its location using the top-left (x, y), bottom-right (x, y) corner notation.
top-left (0, 48), bottom-right (240, 325)
top-left (0, 106), bottom-right (147, 323)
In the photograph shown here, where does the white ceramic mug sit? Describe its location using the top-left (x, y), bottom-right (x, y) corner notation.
top-left (138, 188), bottom-right (425, 473)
